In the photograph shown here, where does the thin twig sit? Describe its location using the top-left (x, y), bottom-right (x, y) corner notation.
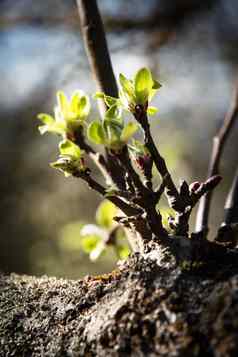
top-left (134, 106), bottom-right (185, 212)
top-left (175, 175), bottom-right (222, 236)
top-left (224, 168), bottom-right (238, 224)
top-left (115, 146), bottom-right (148, 196)
top-left (73, 170), bottom-right (140, 217)
top-left (75, 128), bottom-right (112, 184)
top-left (155, 173), bottom-right (169, 202)
top-left (195, 79), bottom-right (238, 232)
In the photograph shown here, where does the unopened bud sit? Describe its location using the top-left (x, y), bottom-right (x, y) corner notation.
top-left (136, 154), bottom-right (152, 171)
top-left (66, 132), bottom-right (75, 141)
top-left (189, 181), bottom-right (201, 193)
top-left (135, 154), bottom-right (153, 184)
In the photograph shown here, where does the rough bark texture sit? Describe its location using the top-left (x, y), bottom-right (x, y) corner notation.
top-left (1, 246), bottom-right (238, 357)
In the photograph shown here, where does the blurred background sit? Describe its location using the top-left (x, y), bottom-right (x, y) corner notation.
top-left (0, 0), bottom-right (237, 279)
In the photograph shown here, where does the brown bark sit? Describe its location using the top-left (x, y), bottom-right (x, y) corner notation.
top-left (1, 245), bottom-right (238, 356)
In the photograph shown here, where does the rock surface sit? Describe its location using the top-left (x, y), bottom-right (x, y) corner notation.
top-left (1, 248), bottom-right (238, 356)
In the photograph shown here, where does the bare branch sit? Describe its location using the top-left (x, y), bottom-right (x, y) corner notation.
top-left (175, 175), bottom-right (222, 236)
top-left (224, 168), bottom-right (238, 224)
top-left (76, 0), bottom-right (130, 191)
top-left (74, 128), bottom-right (112, 184)
top-left (195, 78), bottom-right (238, 232)
top-left (115, 146), bottom-right (148, 196)
top-left (76, 0), bottom-right (118, 110)
top-left (134, 105), bottom-right (185, 212)
top-left (73, 170), bottom-right (140, 217)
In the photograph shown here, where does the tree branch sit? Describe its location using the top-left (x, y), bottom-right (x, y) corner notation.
top-left (175, 175), bottom-right (222, 236)
top-left (76, 0), bottom-right (129, 191)
top-left (134, 105), bottom-right (185, 212)
top-left (76, 0), bottom-right (118, 108)
top-left (73, 170), bottom-right (140, 217)
top-left (224, 168), bottom-right (238, 224)
top-left (115, 146), bottom-right (148, 196)
top-left (195, 78), bottom-right (238, 232)
top-left (74, 128), bottom-right (112, 184)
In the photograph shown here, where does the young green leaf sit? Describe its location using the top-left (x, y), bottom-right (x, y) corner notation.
top-left (105, 104), bottom-right (121, 121)
top-left (59, 139), bottom-right (81, 159)
top-left (87, 120), bottom-right (106, 145)
top-left (78, 95), bottom-right (90, 117)
top-left (37, 113), bottom-right (66, 135)
top-left (70, 90), bottom-right (83, 112)
top-left (90, 241), bottom-right (106, 261)
top-left (96, 200), bottom-right (118, 228)
top-left (57, 91), bottom-right (69, 118)
top-left (120, 122), bottom-right (138, 142)
top-left (104, 96), bottom-right (118, 108)
top-left (94, 92), bottom-right (104, 98)
top-left (102, 120), bottom-right (121, 149)
top-left (119, 73), bottom-right (134, 98)
top-left (81, 235), bottom-right (102, 254)
top-left (147, 106), bottom-right (158, 116)
top-left (38, 113), bottom-right (54, 125)
top-left (50, 156), bottom-right (74, 177)
top-left (116, 244), bottom-right (130, 259)
top-left (152, 80), bottom-right (162, 90)
top-left (94, 92), bottom-right (118, 107)
top-left (134, 67), bottom-right (153, 104)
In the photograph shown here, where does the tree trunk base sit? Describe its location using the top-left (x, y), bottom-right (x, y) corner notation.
top-left (1, 245), bottom-right (238, 356)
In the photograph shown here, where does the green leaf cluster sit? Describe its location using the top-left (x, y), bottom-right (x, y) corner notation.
top-left (37, 90), bottom-right (90, 137)
top-left (37, 90), bottom-right (91, 177)
top-left (129, 139), bottom-right (150, 158)
top-left (95, 67), bottom-right (161, 114)
top-left (36, 67), bottom-right (163, 262)
top-left (96, 200), bottom-right (118, 228)
top-left (80, 200), bottom-right (130, 261)
top-left (51, 139), bottom-right (85, 177)
top-left (87, 111), bottom-right (138, 151)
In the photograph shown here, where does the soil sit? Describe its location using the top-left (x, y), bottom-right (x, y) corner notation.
top-left (1, 245), bottom-right (238, 357)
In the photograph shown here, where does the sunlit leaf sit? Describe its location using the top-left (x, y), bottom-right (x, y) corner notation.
top-left (104, 95), bottom-right (119, 107)
top-left (38, 113), bottom-right (54, 125)
top-left (94, 92), bottom-right (118, 108)
top-left (96, 200), bottom-right (118, 228)
top-left (105, 104), bottom-right (121, 121)
top-left (87, 120), bottom-right (106, 145)
top-left (70, 90), bottom-right (83, 111)
top-left (103, 120), bottom-right (122, 147)
top-left (152, 80), bottom-right (162, 90)
top-left (119, 73), bottom-right (134, 98)
top-left (134, 67), bottom-right (153, 104)
top-left (57, 91), bottom-right (69, 118)
top-left (116, 244), bottom-right (130, 259)
top-left (90, 242), bottom-right (106, 261)
top-left (81, 235), bottom-right (102, 253)
top-left (78, 95), bottom-right (90, 117)
top-left (129, 139), bottom-right (148, 155)
top-left (59, 139), bottom-right (81, 159)
top-left (50, 157), bottom-right (74, 177)
top-left (147, 106), bottom-right (158, 116)
top-left (38, 115), bottom-right (66, 135)
top-left (120, 122), bottom-right (138, 142)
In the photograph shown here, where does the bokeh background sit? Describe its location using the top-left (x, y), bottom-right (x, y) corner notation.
top-left (0, 0), bottom-right (237, 278)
